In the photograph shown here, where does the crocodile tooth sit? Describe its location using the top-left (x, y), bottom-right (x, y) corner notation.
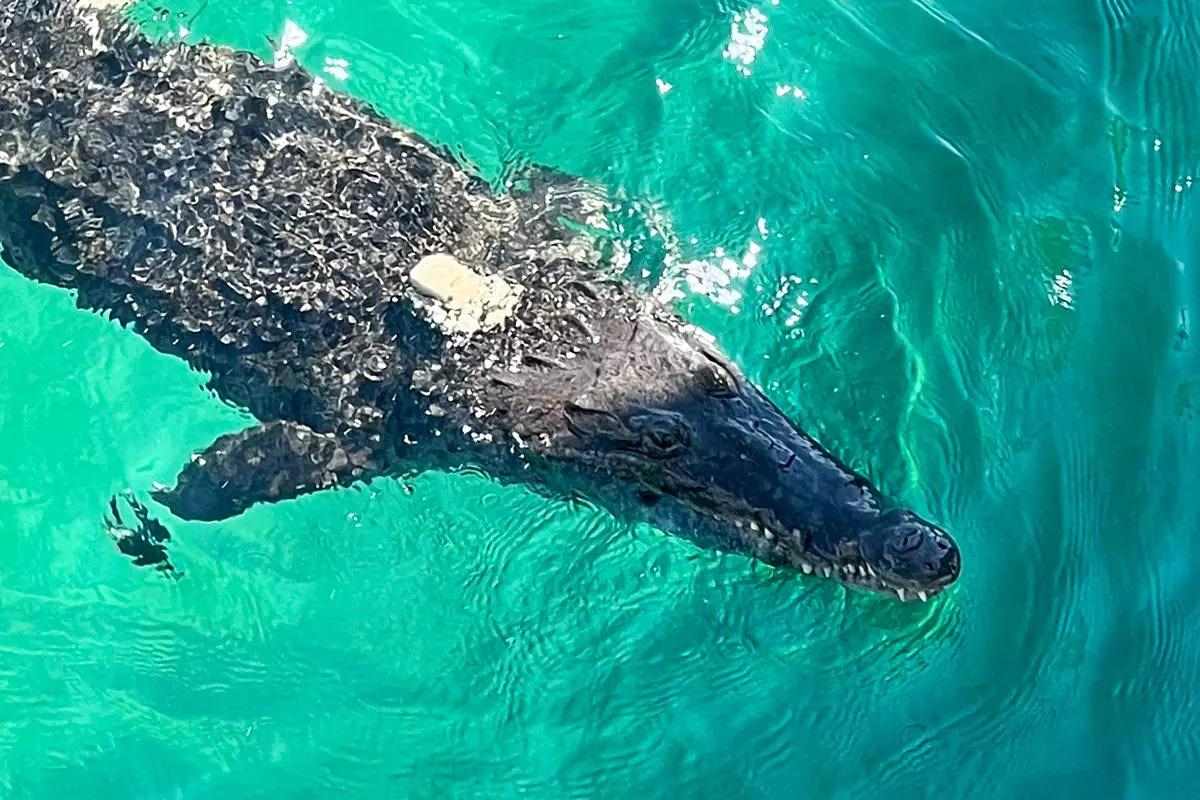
top-left (823, 566), bottom-right (832, 578)
top-left (801, 562), bottom-right (813, 575)
top-left (896, 588), bottom-right (906, 602)
top-left (918, 591), bottom-right (928, 602)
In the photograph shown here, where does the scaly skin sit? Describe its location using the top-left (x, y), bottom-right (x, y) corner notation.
top-left (0, 1), bottom-right (960, 600)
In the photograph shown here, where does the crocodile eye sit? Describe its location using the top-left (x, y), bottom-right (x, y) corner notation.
top-left (629, 413), bottom-right (690, 458)
top-left (647, 428), bottom-right (679, 450)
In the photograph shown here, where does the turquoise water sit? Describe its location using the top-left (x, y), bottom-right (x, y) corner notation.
top-left (2, 0), bottom-right (1198, 796)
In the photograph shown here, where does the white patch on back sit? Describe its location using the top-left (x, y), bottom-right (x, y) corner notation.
top-left (409, 254), bottom-right (523, 336)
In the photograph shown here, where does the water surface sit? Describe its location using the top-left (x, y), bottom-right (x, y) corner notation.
top-left (1, 0), bottom-right (1198, 796)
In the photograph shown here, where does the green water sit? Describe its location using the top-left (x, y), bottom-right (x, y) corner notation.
top-left (2, 0), bottom-right (1198, 796)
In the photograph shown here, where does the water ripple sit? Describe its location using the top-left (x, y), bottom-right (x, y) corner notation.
top-left (1, 0), bottom-right (1198, 796)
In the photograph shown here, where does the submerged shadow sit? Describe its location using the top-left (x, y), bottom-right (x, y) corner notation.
top-left (104, 491), bottom-right (178, 575)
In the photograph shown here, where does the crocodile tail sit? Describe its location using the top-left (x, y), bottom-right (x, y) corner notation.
top-left (1, 1), bottom-right (69, 33)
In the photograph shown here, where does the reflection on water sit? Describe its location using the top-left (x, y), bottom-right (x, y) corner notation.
top-left (1, 0), bottom-right (1198, 796)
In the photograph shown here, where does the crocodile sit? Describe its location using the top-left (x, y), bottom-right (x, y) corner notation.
top-left (0, 0), bottom-right (961, 601)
